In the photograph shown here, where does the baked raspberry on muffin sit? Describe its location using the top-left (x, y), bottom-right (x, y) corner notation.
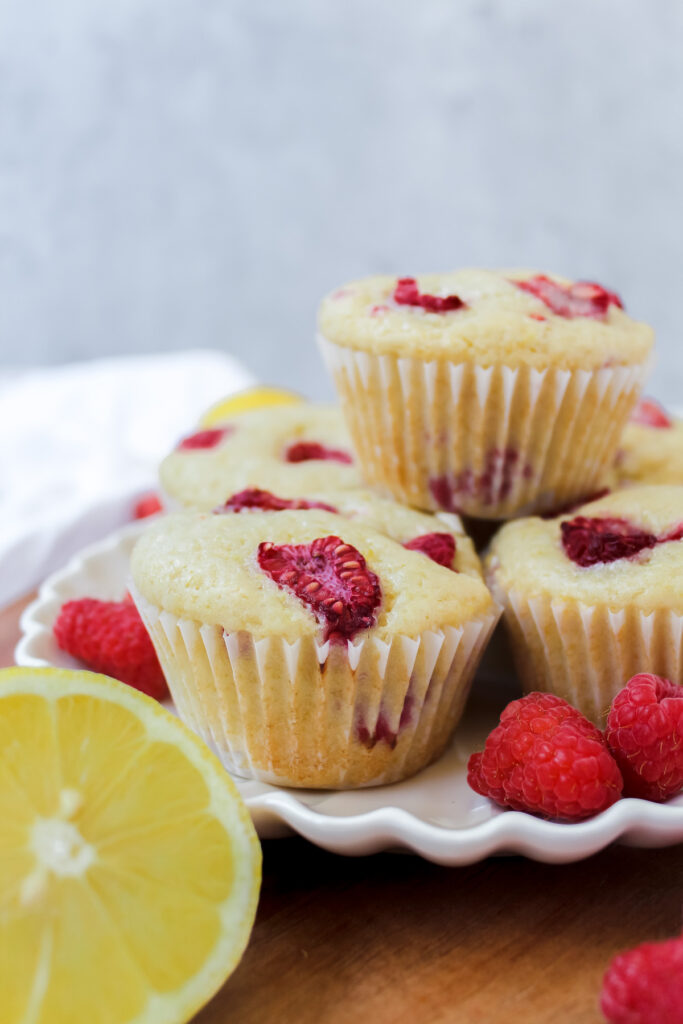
top-left (608, 397), bottom-right (683, 488)
top-left (160, 403), bottom-right (363, 511)
top-left (318, 270), bottom-right (653, 519)
top-left (130, 506), bottom-right (498, 788)
top-left (215, 486), bottom-right (483, 578)
top-left (485, 486), bottom-right (683, 724)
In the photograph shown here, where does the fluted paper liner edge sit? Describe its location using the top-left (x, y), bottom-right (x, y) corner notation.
top-left (131, 584), bottom-right (499, 789)
top-left (318, 333), bottom-right (648, 519)
top-left (493, 582), bottom-right (683, 725)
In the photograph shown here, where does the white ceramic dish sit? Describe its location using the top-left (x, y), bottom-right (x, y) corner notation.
top-left (16, 517), bottom-right (683, 865)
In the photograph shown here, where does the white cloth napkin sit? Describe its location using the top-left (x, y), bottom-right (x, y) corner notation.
top-left (0, 349), bottom-right (254, 607)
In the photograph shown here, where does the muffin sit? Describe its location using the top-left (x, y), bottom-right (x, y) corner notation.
top-left (485, 486), bottom-right (683, 724)
top-left (318, 269), bottom-right (654, 519)
top-left (160, 403), bottom-right (363, 511)
top-left (130, 502), bottom-right (499, 788)
top-left (215, 485), bottom-right (482, 575)
top-left (609, 397), bottom-right (683, 488)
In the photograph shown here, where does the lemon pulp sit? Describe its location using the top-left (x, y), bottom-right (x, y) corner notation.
top-left (0, 667), bottom-right (261, 1024)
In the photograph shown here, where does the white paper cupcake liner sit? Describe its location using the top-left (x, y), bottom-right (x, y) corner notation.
top-left (493, 583), bottom-right (683, 725)
top-left (131, 585), bottom-right (499, 789)
top-left (318, 334), bottom-right (648, 519)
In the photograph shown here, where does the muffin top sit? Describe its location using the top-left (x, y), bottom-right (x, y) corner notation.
top-left (318, 269), bottom-right (653, 370)
top-left (131, 507), bottom-right (495, 642)
top-left (486, 485), bottom-right (683, 611)
top-left (610, 398), bottom-right (683, 488)
top-left (212, 486), bottom-right (483, 579)
top-left (160, 403), bottom-right (363, 510)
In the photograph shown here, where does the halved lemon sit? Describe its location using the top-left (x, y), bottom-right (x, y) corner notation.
top-left (0, 667), bottom-right (261, 1024)
top-left (198, 386), bottom-right (303, 427)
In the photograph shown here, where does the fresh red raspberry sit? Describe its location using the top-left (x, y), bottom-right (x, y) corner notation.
top-left (514, 274), bottom-right (623, 319)
top-left (284, 441), bottom-right (353, 465)
top-left (216, 488), bottom-right (338, 513)
top-left (257, 535), bottom-right (381, 643)
top-left (133, 493), bottom-right (163, 519)
top-left (601, 935), bottom-right (683, 1024)
top-left (403, 532), bottom-right (456, 569)
top-left (467, 692), bottom-right (623, 821)
top-left (393, 277), bottom-right (467, 313)
top-left (630, 397), bottom-right (673, 429)
top-left (176, 427), bottom-right (231, 451)
top-left (561, 516), bottom-right (657, 567)
top-left (605, 674), bottom-right (683, 802)
top-left (54, 598), bottom-right (168, 700)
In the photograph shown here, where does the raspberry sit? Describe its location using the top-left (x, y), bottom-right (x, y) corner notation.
top-left (601, 935), bottom-right (683, 1024)
top-left (284, 441), bottom-right (353, 465)
top-left (429, 449), bottom-right (533, 511)
top-left (133, 493), bottom-right (163, 519)
top-left (215, 488), bottom-right (338, 513)
top-left (630, 397), bottom-right (673, 429)
top-left (429, 475), bottom-right (461, 512)
top-left (403, 532), bottom-right (456, 569)
top-left (561, 516), bottom-right (657, 567)
top-left (663, 523), bottom-right (683, 543)
top-left (54, 598), bottom-right (168, 700)
top-left (467, 692), bottom-right (623, 821)
top-left (514, 274), bottom-right (623, 319)
top-left (605, 674), bottom-right (683, 802)
top-left (393, 277), bottom-right (466, 313)
top-left (257, 535), bottom-right (381, 643)
top-left (177, 427), bottom-right (231, 451)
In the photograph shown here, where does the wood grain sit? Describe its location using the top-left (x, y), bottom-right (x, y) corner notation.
top-left (2, 597), bottom-right (681, 1023)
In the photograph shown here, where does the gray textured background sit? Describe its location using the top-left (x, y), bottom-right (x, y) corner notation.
top-left (1, 0), bottom-right (681, 400)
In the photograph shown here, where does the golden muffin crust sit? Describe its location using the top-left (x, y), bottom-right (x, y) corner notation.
top-left (312, 489), bottom-right (482, 580)
top-left (131, 508), bottom-right (495, 641)
top-left (318, 269), bottom-right (653, 370)
top-left (160, 403), bottom-right (363, 510)
top-left (487, 486), bottom-right (683, 612)
top-left (613, 420), bottom-right (683, 487)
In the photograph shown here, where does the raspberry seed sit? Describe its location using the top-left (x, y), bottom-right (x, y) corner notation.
top-left (257, 535), bottom-right (381, 643)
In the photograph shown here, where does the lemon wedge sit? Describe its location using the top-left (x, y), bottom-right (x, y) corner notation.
top-left (0, 667), bottom-right (261, 1024)
top-left (198, 386), bottom-right (302, 427)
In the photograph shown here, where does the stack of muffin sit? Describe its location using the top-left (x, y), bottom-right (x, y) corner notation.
top-left (131, 268), bottom-right (682, 790)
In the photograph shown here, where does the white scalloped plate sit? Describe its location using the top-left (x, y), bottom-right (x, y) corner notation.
top-left (16, 518), bottom-right (683, 864)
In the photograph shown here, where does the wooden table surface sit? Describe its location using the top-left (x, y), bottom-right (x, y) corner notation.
top-left (3, 596), bottom-right (680, 1024)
